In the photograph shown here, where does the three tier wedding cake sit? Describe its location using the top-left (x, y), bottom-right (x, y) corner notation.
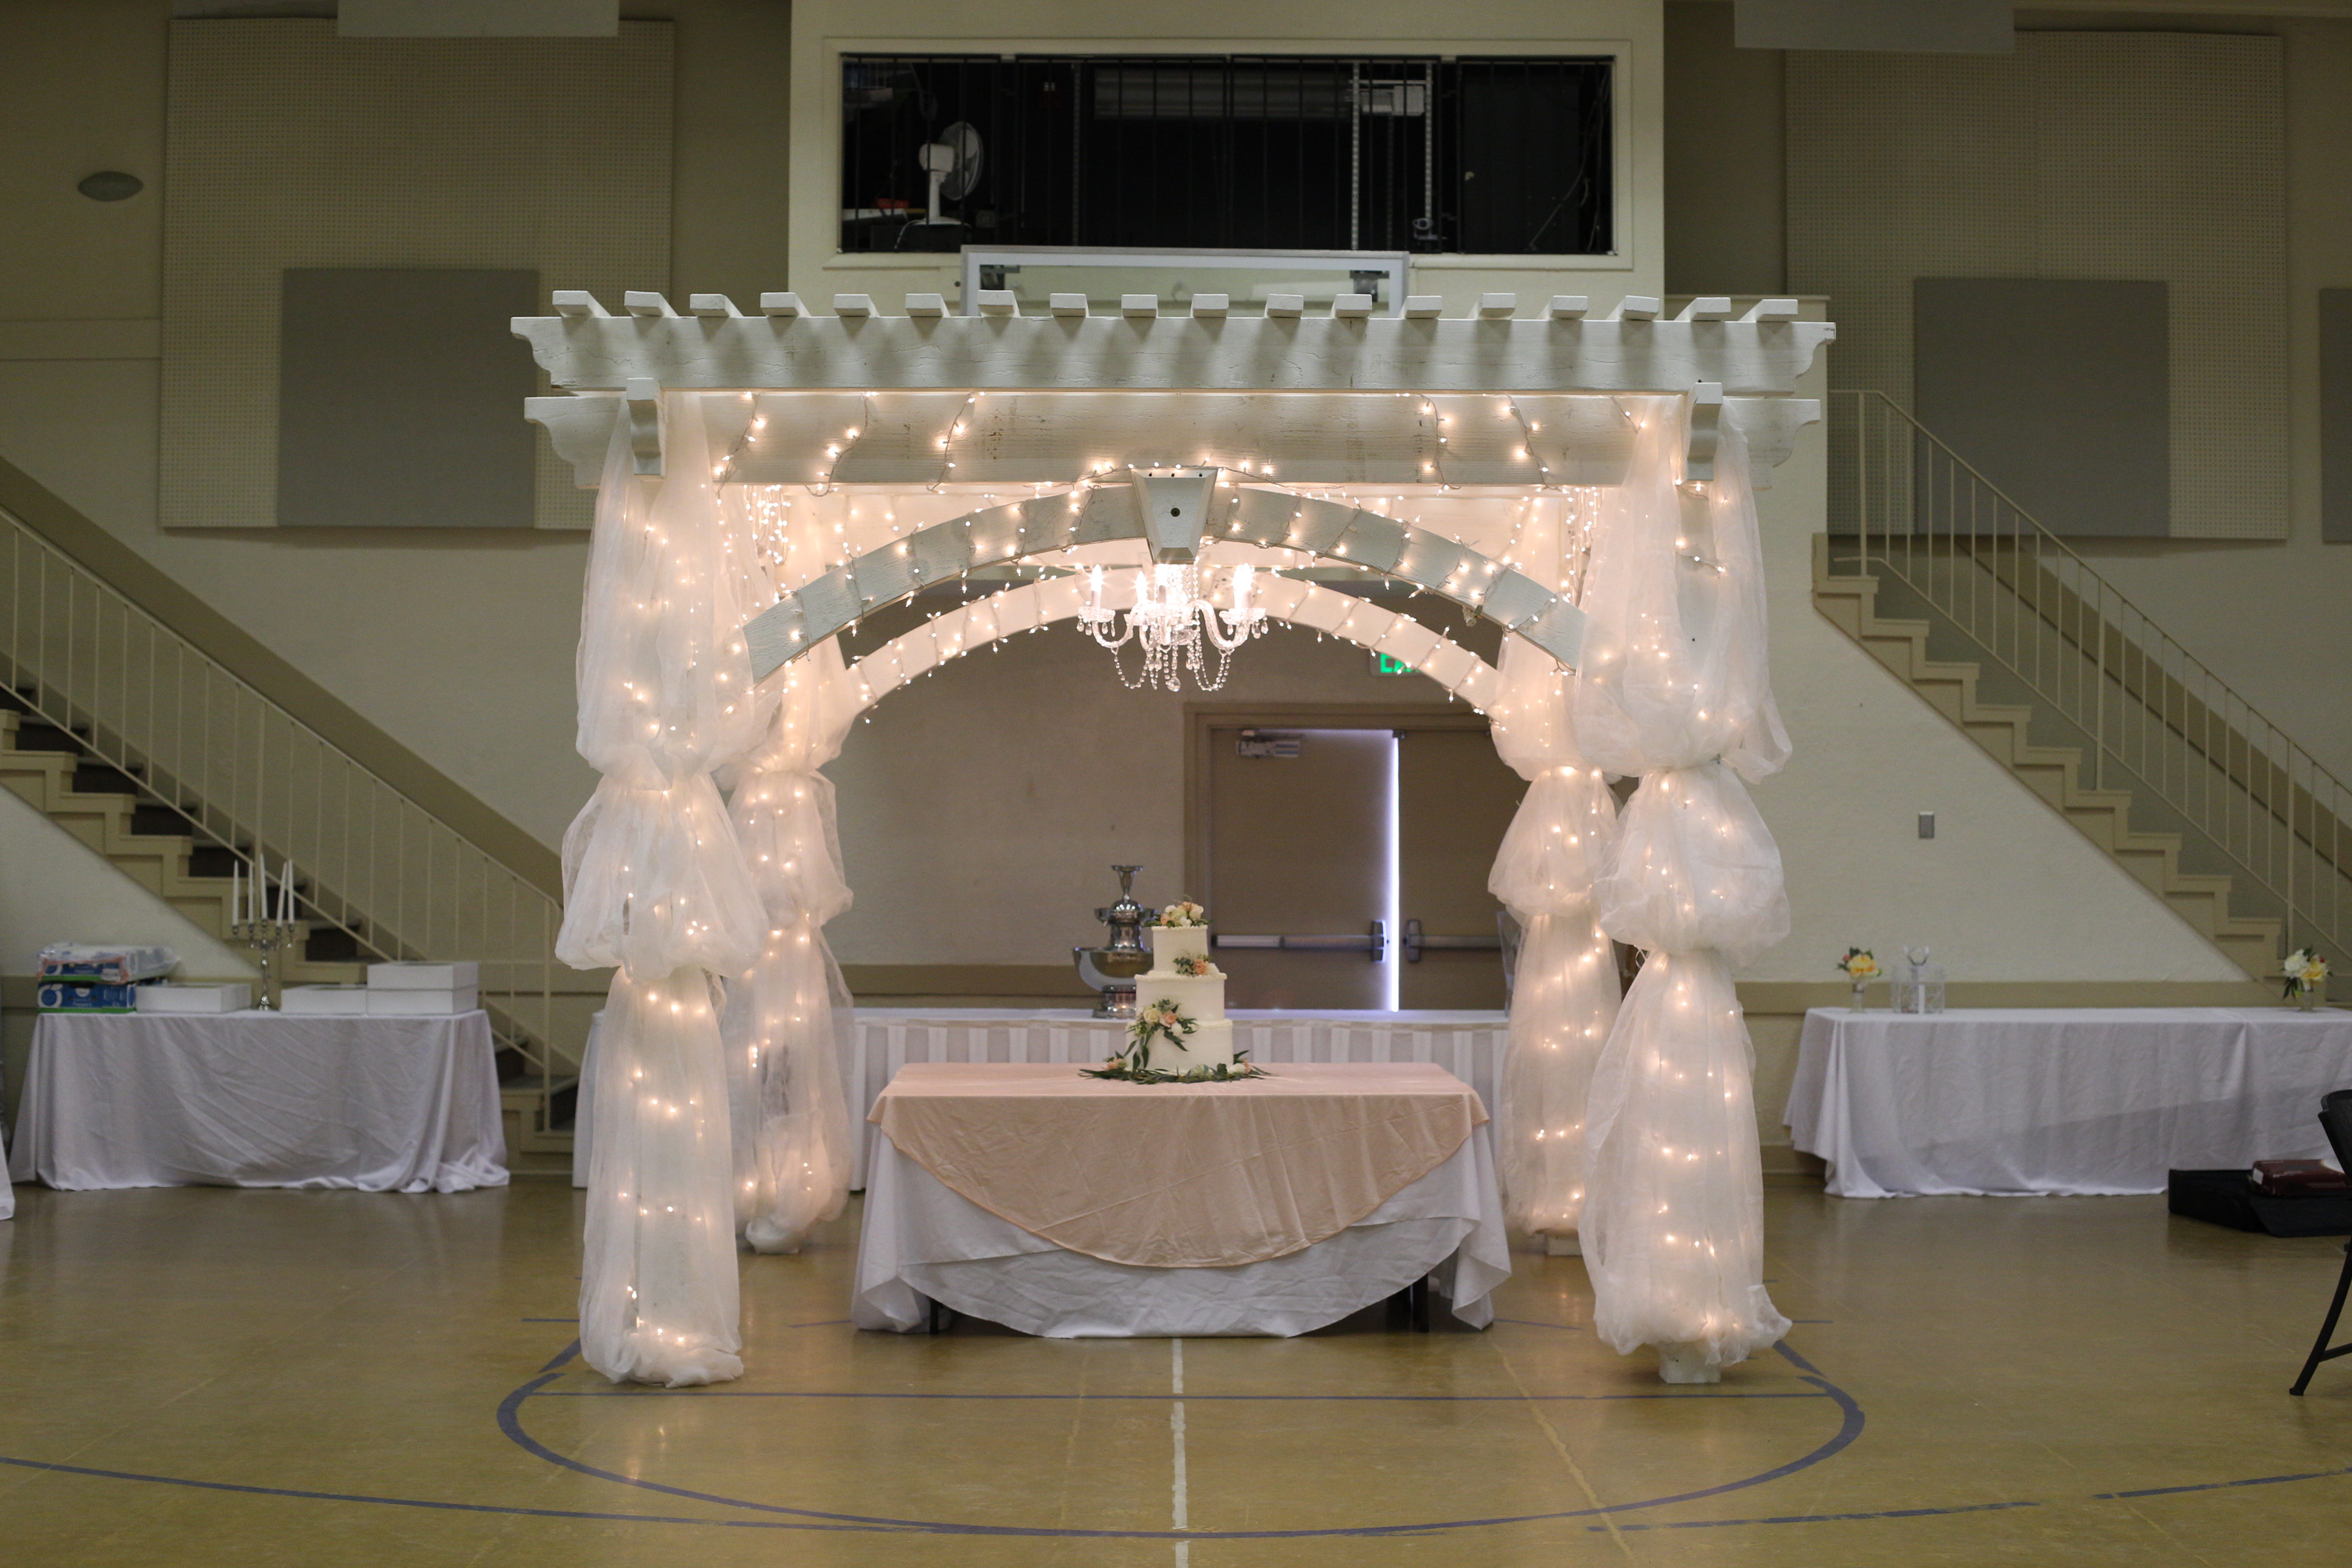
top-left (1086, 901), bottom-right (1264, 1082)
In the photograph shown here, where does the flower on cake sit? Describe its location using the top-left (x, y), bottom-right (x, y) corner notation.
top-left (1156, 901), bottom-right (1208, 928)
top-left (1173, 954), bottom-right (1213, 977)
top-left (2284, 946), bottom-right (2331, 1000)
top-left (1080, 995), bottom-right (1268, 1084)
top-left (1130, 998), bottom-right (1197, 1049)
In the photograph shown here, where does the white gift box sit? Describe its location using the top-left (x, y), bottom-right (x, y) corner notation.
top-left (367, 986), bottom-right (478, 1016)
top-left (282, 984), bottom-right (371, 1016)
top-left (135, 983), bottom-right (251, 1014)
top-left (367, 961), bottom-right (479, 990)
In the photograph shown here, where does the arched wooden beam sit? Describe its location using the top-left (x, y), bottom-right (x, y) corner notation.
top-left (743, 471), bottom-right (1583, 682)
top-left (839, 573), bottom-right (1505, 715)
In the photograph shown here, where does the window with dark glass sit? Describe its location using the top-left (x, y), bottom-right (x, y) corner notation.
top-left (840, 54), bottom-right (1613, 257)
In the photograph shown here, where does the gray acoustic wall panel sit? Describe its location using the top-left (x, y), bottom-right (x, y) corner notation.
top-left (2324, 290), bottom-right (2352, 544)
top-left (277, 269), bottom-right (538, 529)
top-left (1914, 278), bottom-right (2169, 537)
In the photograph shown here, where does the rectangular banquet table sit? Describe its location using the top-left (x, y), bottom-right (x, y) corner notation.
top-left (7, 1010), bottom-right (507, 1194)
top-left (1785, 1007), bottom-right (2352, 1197)
top-left (853, 1061), bottom-right (1511, 1338)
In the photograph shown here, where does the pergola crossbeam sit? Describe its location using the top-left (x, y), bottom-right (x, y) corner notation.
top-left (741, 472), bottom-right (1585, 683)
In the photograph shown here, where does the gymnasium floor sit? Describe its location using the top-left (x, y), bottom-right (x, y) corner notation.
top-left (0, 1180), bottom-right (2347, 1566)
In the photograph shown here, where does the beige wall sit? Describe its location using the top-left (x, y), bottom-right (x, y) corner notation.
top-left (1661, 4), bottom-right (2352, 782)
top-left (1662, 1), bottom-right (1784, 296)
top-left (829, 618), bottom-right (1472, 966)
top-left (2063, 14), bottom-right (2352, 784)
top-left (0, 0), bottom-right (797, 851)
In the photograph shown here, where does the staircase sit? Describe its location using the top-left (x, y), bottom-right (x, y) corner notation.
top-left (1815, 391), bottom-right (2349, 993)
top-left (1813, 547), bottom-right (2280, 974)
top-left (0, 701), bottom-right (370, 982)
top-left (0, 481), bottom-right (585, 1168)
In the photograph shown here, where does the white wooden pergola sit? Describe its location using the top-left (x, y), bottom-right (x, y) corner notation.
top-left (519, 285), bottom-right (1831, 1387)
top-left (515, 288), bottom-right (1830, 695)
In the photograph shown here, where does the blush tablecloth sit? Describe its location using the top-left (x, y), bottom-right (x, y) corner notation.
top-left (854, 1061), bottom-right (1510, 1336)
top-left (8, 1011), bottom-right (507, 1194)
top-left (871, 1061), bottom-right (1483, 1267)
top-left (844, 1008), bottom-right (1507, 1180)
top-left (1785, 1007), bottom-right (2352, 1197)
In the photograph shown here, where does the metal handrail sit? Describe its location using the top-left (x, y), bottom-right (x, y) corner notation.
top-left (1831, 389), bottom-right (2344, 983)
top-left (0, 502), bottom-right (581, 1144)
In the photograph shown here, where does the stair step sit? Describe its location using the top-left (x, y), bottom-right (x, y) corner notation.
top-left (129, 802), bottom-right (203, 837)
top-left (304, 925), bottom-right (363, 962)
top-left (70, 760), bottom-right (143, 796)
top-left (11, 721), bottom-right (84, 756)
top-left (187, 843), bottom-right (241, 878)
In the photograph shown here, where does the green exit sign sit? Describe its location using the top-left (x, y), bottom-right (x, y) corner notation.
top-left (1369, 652), bottom-right (1416, 677)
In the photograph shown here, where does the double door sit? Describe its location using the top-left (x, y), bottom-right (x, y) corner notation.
top-left (1191, 710), bottom-right (1524, 1011)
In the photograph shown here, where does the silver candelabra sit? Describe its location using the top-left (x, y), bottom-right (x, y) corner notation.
top-left (233, 918), bottom-right (300, 1010)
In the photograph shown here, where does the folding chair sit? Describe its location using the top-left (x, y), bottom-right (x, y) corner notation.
top-left (2288, 1089), bottom-right (2352, 1396)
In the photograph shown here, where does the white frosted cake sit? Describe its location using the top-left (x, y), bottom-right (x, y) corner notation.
top-left (1136, 922), bottom-right (1234, 1069)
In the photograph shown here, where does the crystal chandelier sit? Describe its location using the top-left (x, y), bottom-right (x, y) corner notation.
top-left (1078, 560), bottom-right (1269, 692)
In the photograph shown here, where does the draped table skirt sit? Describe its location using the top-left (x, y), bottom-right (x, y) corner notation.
top-left (1785, 1006), bottom-right (2352, 1197)
top-left (853, 1061), bottom-right (1510, 1337)
top-left (8, 1011), bottom-right (507, 1194)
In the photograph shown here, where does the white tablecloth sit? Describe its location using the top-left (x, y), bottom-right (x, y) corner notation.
top-left (1785, 1007), bottom-right (2352, 1197)
top-left (854, 1124), bottom-right (1510, 1337)
top-left (7, 1011), bottom-right (507, 1194)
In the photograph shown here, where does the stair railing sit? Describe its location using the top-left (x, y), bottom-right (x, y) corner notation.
top-left (0, 500), bottom-right (582, 1145)
top-left (1831, 388), bottom-right (2346, 980)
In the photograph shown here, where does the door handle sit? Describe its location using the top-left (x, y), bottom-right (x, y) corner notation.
top-left (1401, 918), bottom-right (1504, 963)
top-left (1214, 921), bottom-right (1389, 962)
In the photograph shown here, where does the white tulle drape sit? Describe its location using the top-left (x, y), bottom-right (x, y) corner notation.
top-left (719, 640), bottom-right (859, 1253)
top-left (561, 395), bottom-right (767, 1386)
top-left (1571, 398), bottom-right (1793, 1382)
top-left (1488, 493), bottom-right (1622, 1241)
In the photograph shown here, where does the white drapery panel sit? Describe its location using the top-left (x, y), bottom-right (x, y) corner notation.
top-left (563, 397), bottom-right (766, 1387)
top-left (1487, 489), bottom-right (1621, 1240)
top-left (579, 966), bottom-right (742, 1385)
top-left (1571, 402), bottom-right (1792, 1381)
top-left (559, 400), bottom-right (768, 976)
top-left (720, 639), bottom-right (859, 1253)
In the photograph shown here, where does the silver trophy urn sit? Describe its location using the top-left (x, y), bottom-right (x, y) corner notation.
top-left (1073, 864), bottom-right (1152, 1018)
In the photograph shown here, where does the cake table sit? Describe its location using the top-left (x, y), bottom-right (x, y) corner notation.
top-left (851, 1060), bottom-right (1510, 1337)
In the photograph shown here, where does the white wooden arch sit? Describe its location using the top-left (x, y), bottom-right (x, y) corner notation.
top-left (842, 572), bottom-right (1502, 716)
top-left (744, 469), bottom-right (1580, 682)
